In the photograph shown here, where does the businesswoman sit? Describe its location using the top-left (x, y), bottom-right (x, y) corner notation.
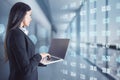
top-left (4, 2), bottom-right (50, 80)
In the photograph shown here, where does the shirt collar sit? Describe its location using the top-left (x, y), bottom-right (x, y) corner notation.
top-left (19, 27), bottom-right (29, 35)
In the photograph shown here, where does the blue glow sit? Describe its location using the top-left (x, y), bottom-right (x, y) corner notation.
top-left (38, 28), bottom-right (47, 38)
top-left (29, 34), bottom-right (37, 44)
top-left (116, 56), bottom-right (120, 63)
top-left (0, 24), bottom-right (5, 34)
top-left (39, 45), bottom-right (48, 53)
top-left (2, 32), bottom-right (5, 42)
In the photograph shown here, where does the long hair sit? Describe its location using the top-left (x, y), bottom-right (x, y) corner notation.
top-left (4, 2), bottom-right (31, 62)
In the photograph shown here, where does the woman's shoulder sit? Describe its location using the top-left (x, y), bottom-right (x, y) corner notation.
top-left (9, 27), bottom-right (24, 37)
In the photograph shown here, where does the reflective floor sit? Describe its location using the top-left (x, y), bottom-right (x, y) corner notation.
top-left (38, 45), bottom-right (120, 80)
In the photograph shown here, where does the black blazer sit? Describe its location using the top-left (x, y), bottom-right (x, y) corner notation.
top-left (6, 27), bottom-right (42, 80)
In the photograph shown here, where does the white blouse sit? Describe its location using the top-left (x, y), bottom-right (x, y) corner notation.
top-left (19, 27), bottom-right (29, 35)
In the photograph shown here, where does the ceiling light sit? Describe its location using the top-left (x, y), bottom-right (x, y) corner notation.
top-left (60, 13), bottom-right (76, 20)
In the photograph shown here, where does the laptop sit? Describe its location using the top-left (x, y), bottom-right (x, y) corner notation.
top-left (40, 39), bottom-right (70, 65)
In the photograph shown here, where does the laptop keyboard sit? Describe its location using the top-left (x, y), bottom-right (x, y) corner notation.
top-left (40, 56), bottom-right (61, 64)
top-left (49, 56), bottom-right (60, 61)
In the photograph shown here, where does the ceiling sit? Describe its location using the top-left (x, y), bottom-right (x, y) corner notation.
top-left (37, 0), bottom-right (84, 32)
top-left (0, 0), bottom-right (84, 32)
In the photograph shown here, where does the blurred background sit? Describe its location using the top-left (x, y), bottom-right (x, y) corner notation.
top-left (0, 0), bottom-right (120, 80)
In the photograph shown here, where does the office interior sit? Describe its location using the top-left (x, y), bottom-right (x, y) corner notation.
top-left (0, 0), bottom-right (120, 80)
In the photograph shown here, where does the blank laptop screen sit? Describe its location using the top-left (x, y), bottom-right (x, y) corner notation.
top-left (48, 39), bottom-right (70, 59)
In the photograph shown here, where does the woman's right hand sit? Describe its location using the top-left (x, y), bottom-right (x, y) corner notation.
top-left (39, 53), bottom-right (51, 59)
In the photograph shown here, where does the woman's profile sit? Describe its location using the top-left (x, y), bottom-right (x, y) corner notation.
top-left (4, 2), bottom-right (50, 80)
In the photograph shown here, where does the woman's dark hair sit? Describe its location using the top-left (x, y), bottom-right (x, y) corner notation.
top-left (4, 2), bottom-right (31, 62)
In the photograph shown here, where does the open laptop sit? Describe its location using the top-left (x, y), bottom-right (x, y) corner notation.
top-left (40, 39), bottom-right (70, 65)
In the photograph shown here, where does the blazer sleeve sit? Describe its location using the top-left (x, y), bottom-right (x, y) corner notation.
top-left (10, 30), bottom-right (42, 75)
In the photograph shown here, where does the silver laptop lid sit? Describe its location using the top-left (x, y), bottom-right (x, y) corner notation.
top-left (48, 39), bottom-right (70, 59)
